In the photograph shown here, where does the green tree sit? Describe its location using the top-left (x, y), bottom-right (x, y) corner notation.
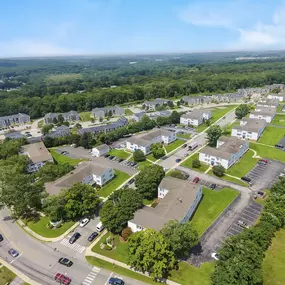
top-left (212, 165), bottom-right (225, 177)
top-left (63, 183), bottom-right (100, 219)
top-left (169, 110), bottom-right (181, 124)
top-left (0, 139), bottom-right (27, 159)
top-left (192, 159), bottom-right (201, 168)
top-left (99, 117), bottom-right (103, 122)
top-left (128, 229), bottom-right (176, 280)
top-left (133, 149), bottom-right (146, 162)
top-left (107, 110), bottom-right (113, 117)
top-left (150, 143), bottom-right (165, 159)
top-left (135, 164), bottom-right (165, 199)
top-left (169, 170), bottom-right (185, 180)
top-left (41, 124), bottom-right (54, 135)
top-left (53, 117), bottom-right (58, 124)
top-left (160, 221), bottom-right (199, 259)
top-left (167, 101), bottom-right (174, 108)
top-left (100, 188), bottom-right (143, 233)
top-left (58, 114), bottom-right (64, 124)
top-left (206, 125), bottom-right (222, 147)
top-left (44, 195), bottom-right (66, 222)
top-left (235, 104), bottom-right (249, 119)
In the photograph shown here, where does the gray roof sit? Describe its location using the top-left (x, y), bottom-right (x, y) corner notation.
top-left (44, 113), bottom-right (58, 119)
top-left (0, 113), bottom-right (30, 121)
top-left (181, 110), bottom-right (211, 120)
top-left (251, 107), bottom-right (276, 117)
top-left (144, 98), bottom-right (170, 106)
top-left (91, 106), bottom-right (124, 113)
top-left (21, 142), bottom-right (53, 163)
top-left (94, 144), bottom-right (110, 152)
top-left (257, 99), bottom-right (279, 107)
top-left (45, 162), bottom-right (112, 195)
top-left (233, 118), bottom-right (266, 132)
top-left (133, 112), bottom-right (146, 118)
top-left (201, 136), bottom-right (248, 160)
top-left (4, 132), bottom-right (25, 139)
top-left (129, 177), bottom-right (201, 230)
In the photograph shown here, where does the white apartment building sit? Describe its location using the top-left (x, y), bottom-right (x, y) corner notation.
top-left (231, 118), bottom-right (266, 141)
top-left (199, 136), bottom-right (249, 169)
top-left (249, 107), bottom-right (276, 123)
top-left (256, 99), bottom-right (279, 108)
top-left (91, 144), bottom-right (110, 157)
top-left (180, 110), bottom-right (212, 126)
top-left (267, 94), bottom-right (285, 102)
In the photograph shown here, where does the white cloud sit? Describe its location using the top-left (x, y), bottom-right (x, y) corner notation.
top-left (0, 39), bottom-right (83, 57)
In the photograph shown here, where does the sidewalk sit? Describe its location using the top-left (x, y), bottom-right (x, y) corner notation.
top-left (0, 258), bottom-right (41, 285)
top-left (85, 233), bottom-right (181, 285)
top-left (17, 219), bottom-right (79, 242)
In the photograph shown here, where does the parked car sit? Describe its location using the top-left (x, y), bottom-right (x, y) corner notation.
top-left (128, 178), bottom-right (135, 184)
top-left (0, 234), bottom-right (3, 242)
top-left (237, 220), bottom-right (249, 229)
top-left (258, 160), bottom-right (267, 165)
top-left (104, 154), bottom-right (110, 158)
top-left (211, 252), bottom-right (219, 260)
top-left (175, 158), bottom-right (181, 163)
top-left (193, 177), bottom-right (200, 183)
top-left (241, 176), bottom-right (251, 182)
top-left (182, 144), bottom-right (187, 148)
top-left (132, 162), bottom-right (137, 166)
top-left (210, 183), bottom-right (217, 190)
top-left (184, 174), bottom-right (190, 180)
top-left (88, 232), bottom-right (99, 242)
top-left (108, 156), bottom-right (115, 160)
top-left (109, 277), bottom-right (125, 285)
top-left (58, 258), bottom-right (73, 267)
top-left (259, 159), bottom-right (268, 163)
top-left (61, 151), bottom-right (68, 155)
top-left (80, 218), bottom-right (89, 227)
top-left (69, 232), bottom-right (81, 244)
top-left (8, 248), bottom-right (19, 258)
top-left (54, 273), bottom-right (71, 285)
top-left (118, 158), bottom-right (124, 163)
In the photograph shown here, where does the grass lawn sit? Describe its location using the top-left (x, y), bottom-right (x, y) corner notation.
top-left (24, 216), bottom-right (75, 238)
top-left (277, 103), bottom-right (285, 113)
top-left (191, 187), bottom-right (239, 235)
top-left (272, 114), bottom-right (285, 126)
top-left (86, 256), bottom-right (160, 285)
top-left (108, 149), bottom-right (131, 160)
top-left (146, 154), bottom-right (157, 162)
top-left (125, 109), bottom-right (134, 116)
top-left (258, 126), bottom-right (285, 146)
top-left (250, 142), bottom-right (285, 163)
top-left (98, 170), bottom-right (130, 197)
top-left (49, 149), bottom-right (87, 166)
top-left (0, 266), bottom-right (16, 285)
top-left (181, 152), bottom-right (209, 173)
top-left (226, 149), bottom-right (258, 178)
top-left (138, 160), bottom-right (153, 170)
top-left (164, 139), bottom-right (185, 153)
top-left (79, 111), bottom-right (92, 121)
top-left (177, 133), bottom-right (191, 139)
top-left (143, 198), bottom-right (154, 206)
top-left (263, 228), bottom-right (285, 285)
top-left (169, 261), bottom-right (215, 285)
top-left (207, 170), bottom-right (248, 186)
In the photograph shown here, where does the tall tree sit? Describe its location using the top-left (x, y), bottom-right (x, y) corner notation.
top-left (41, 124), bottom-right (54, 135)
top-left (235, 104), bottom-right (249, 119)
top-left (128, 229), bottom-right (176, 280)
top-left (133, 149), bottom-right (146, 162)
top-left (206, 125), bottom-right (222, 147)
top-left (150, 143), bottom-right (165, 159)
top-left (212, 165), bottom-right (225, 177)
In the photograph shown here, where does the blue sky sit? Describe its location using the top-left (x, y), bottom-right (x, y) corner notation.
top-left (1, 0), bottom-right (285, 57)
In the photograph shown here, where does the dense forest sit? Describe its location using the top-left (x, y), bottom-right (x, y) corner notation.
top-left (1, 51), bottom-right (285, 118)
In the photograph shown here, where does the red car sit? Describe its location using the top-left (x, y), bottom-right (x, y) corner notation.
top-left (193, 177), bottom-right (200, 183)
top-left (55, 273), bottom-right (71, 285)
top-left (259, 159), bottom-right (268, 163)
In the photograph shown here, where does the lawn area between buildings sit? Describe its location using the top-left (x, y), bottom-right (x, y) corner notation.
top-left (146, 154), bottom-right (157, 162)
top-left (250, 142), bottom-right (285, 163)
top-left (191, 187), bottom-right (239, 235)
top-left (49, 149), bottom-right (87, 166)
top-left (272, 114), bottom-right (285, 126)
top-left (164, 139), bottom-right (185, 153)
top-left (258, 126), bottom-right (285, 146)
top-left (129, 155), bottom-right (153, 170)
top-left (277, 103), bottom-right (285, 113)
top-left (181, 152), bottom-right (209, 173)
top-left (23, 216), bottom-right (75, 238)
top-left (263, 228), bottom-right (285, 285)
top-left (79, 111), bottom-right (92, 121)
top-left (97, 170), bottom-right (130, 197)
top-left (177, 133), bottom-right (191, 139)
top-left (0, 266), bottom-right (16, 285)
top-left (91, 233), bottom-right (214, 285)
top-left (108, 149), bottom-right (131, 160)
top-left (207, 169), bottom-right (248, 187)
top-left (125, 109), bottom-right (134, 116)
top-left (226, 149), bottom-right (258, 178)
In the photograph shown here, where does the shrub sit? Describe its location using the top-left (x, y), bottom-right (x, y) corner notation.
top-left (133, 149), bottom-right (146, 162)
top-left (121, 227), bottom-right (133, 241)
top-left (192, 159), bottom-right (201, 168)
top-left (213, 165), bottom-right (225, 177)
top-left (170, 170), bottom-right (185, 180)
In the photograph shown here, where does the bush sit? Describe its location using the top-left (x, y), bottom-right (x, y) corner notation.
top-left (192, 159), bottom-right (201, 168)
top-left (212, 165), bottom-right (225, 177)
top-left (133, 149), bottom-right (146, 162)
top-left (121, 227), bottom-right (133, 241)
top-left (170, 170), bottom-right (185, 180)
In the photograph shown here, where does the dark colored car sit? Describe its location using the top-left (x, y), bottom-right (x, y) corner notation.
top-left (0, 234), bottom-right (3, 242)
top-left (104, 154), bottom-right (110, 158)
top-left (193, 177), bottom-right (200, 183)
top-left (58, 258), bottom-right (73, 267)
top-left (88, 232), bottom-right (99, 242)
top-left (175, 158), bottom-right (181, 163)
top-left (184, 174), bottom-right (190, 180)
top-left (132, 162), bottom-right (137, 166)
top-left (241, 176), bottom-right (251, 182)
top-left (69, 232), bottom-right (81, 244)
top-left (54, 273), bottom-right (71, 285)
top-left (108, 156), bottom-right (115, 160)
top-left (182, 144), bottom-right (187, 148)
top-left (210, 184), bottom-right (217, 190)
top-left (118, 158), bottom-right (124, 163)
top-left (128, 178), bottom-right (135, 184)
top-left (109, 277), bottom-right (125, 285)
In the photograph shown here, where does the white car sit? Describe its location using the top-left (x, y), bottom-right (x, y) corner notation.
top-left (80, 218), bottom-right (89, 227)
top-left (211, 252), bottom-right (219, 260)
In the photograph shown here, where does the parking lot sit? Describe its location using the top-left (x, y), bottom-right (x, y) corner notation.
top-left (245, 160), bottom-right (285, 190)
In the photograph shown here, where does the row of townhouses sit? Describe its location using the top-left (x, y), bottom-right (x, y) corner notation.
top-left (44, 111), bottom-right (80, 124)
top-left (0, 113), bottom-right (30, 128)
top-left (180, 110), bottom-right (212, 126)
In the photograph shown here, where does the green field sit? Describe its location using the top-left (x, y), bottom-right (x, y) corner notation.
top-left (98, 170), bottom-right (130, 197)
top-left (263, 228), bottom-right (285, 285)
top-left (250, 142), bottom-right (285, 163)
top-left (191, 187), bottom-right (239, 235)
top-left (226, 149), bottom-right (258, 178)
top-left (272, 114), bottom-right (285, 126)
top-left (208, 170), bottom-right (248, 186)
top-left (277, 104), bottom-right (285, 113)
top-left (146, 153), bottom-right (157, 162)
top-left (177, 133), bottom-right (191, 139)
top-left (49, 149), bottom-right (87, 166)
top-left (0, 266), bottom-right (16, 285)
top-left (79, 111), bottom-right (92, 121)
top-left (125, 109), bottom-right (134, 116)
top-left (24, 216), bottom-right (75, 238)
top-left (108, 149), bottom-right (131, 160)
top-left (181, 152), bottom-right (209, 173)
top-left (258, 126), bottom-right (285, 146)
top-left (164, 139), bottom-right (185, 153)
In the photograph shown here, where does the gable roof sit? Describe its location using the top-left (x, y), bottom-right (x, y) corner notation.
top-left (21, 142), bottom-right (53, 163)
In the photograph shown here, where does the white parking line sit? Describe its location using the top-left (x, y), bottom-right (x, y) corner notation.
top-left (10, 253), bottom-right (22, 264)
top-left (104, 272), bottom-right (113, 285)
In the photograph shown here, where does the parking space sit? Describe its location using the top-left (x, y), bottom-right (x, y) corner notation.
top-left (183, 173), bottom-right (223, 190)
top-left (56, 146), bottom-right (91, 159)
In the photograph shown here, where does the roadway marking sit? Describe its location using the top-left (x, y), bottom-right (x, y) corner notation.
top-left (82, 266), bottom-right (101, 285)
top-left (60, 238), bottom-right (86, 253)
top-left (104, 272), bottom-right (113, 285)
top-left (10, 253), bottom-right (22, 264)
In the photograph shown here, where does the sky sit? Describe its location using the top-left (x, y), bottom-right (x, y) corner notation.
top-left (1, 0), bottom-right (285, 57)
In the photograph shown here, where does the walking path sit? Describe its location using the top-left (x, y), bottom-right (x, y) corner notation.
top-left (250, 148), bottom-right (261, 159)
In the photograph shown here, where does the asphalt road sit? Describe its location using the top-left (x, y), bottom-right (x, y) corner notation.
top-left (0, 208), bottom-right (147, 285)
